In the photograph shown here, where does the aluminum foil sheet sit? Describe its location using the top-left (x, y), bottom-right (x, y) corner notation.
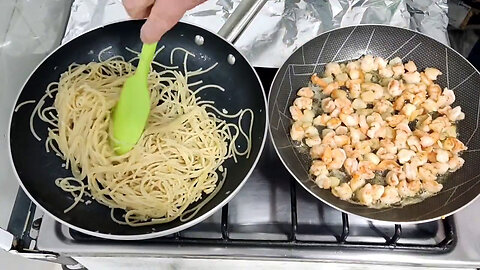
top-left (63, 0), bottom-right (449, 68)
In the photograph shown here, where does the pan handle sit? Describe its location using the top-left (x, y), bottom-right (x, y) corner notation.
top-left (217, 0), bottom-right (268, 44)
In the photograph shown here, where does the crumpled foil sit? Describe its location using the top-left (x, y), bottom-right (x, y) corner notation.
top-left (63, 0), bottom-right (449, 68)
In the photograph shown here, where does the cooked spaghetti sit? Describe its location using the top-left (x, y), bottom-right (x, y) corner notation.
top-left (29, 46), bottom-right (253, 226)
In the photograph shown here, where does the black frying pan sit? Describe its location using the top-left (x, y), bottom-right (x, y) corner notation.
top-left (269, 25), bottom-right (480, 223)
top-left (9, 18), bottom-right (267, 240)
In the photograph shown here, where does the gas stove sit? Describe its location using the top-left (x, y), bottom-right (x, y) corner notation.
top-left (2, 68), bottom-right (480, 269)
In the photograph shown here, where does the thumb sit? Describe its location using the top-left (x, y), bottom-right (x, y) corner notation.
top-left (140, 0), bottom-right (207, 43)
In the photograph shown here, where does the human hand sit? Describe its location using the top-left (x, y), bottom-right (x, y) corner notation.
top-left (123, 0), bottom-right (206, 43)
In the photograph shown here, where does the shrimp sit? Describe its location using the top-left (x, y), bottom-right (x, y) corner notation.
top-left (420, 72), bottom-right (433, 86)
top-left (371, 184), bottom-right (385, 201)
top-left (352, 98), bottom-right (367, 109)
top-left (448, 156), bottom-right (465, 172)
top-left (441, 88), bottom-right (455, 106)
top-left (310, 144), bottom-right (326, 159)
top-left (396, 120), bottom-right (412, 134)
top-left (313, 114), bottom-right (331, 126)
top-left (397, 180), bottom-right (421, 197)
top-left (374, 99), bottom-right (393, 114)
top-left (387, 79), bottom-right (402, 97)
top-left (311, 73), bottom-right (328, 88)
top-left (326, 118), bottom-right (342, 129)
top-left (332, 183), bottom-right (353, 200)
top-left (344, 157), bottom-right (359, 176)
top-left (297, 87), bottom-right (314, 98)
top-left (404, 60), bottom-right (417, 72)
top-left (380, 139), bottom-right (398, 154)
top-left (339, 113), bottom-right (358, 127)
top-left (327, 148), bottom-right (347, 170)
top-left (305, 136), bottom-right (322, 147)
top-left (362, 83), bottom-right (384, 99)
top-left (290, 122), bottom-right (305, 141)
top-left (361, 55), bottom-right (376, 72)
top-left (322, 132), bottom-right (337, 148)
top-left (427, 84), bottom-right (441, 101)
top-left (400, 103), bottom-right (416, 119)
top-left (395, 130), bottom-right (409, 149)
top-left (380, 186), bottom-right (401, 205)
top-left (360, 91), bottom-right (376, 103)
top-left (386, 171), bottom-right (400, 186)
top-left (407, 136), bottom-right (422, 152)
top-left (315, 175), bottom-right (341, 189)
top-left (336, 99), bottom-right (354, 114)
top-left (435, 149), bottom-right (450, 163)
top-left (310, 160), bottom-right (328, 176)
top-left (321, 146), bottom-right (333, 164)
top-left (397, 149), bottom-right (416, 164)
top-left (434, 162), bottom-right (450, 174)
top-left (321, 98), bottom-right (336, 113)
top-left (376, 147), bottom-right (396, 160)
top-left (323, 82), bottom-right (339, 95)
top-left (331, 89), bottom-right (348, 99)
top-left (349, 175), bottom-right (367, 192)
top-left (349, 127), bottom-right (363, 144)
top-left (393, 95), bottom-right (405, 111)
top-left (402, 71), bottom-right (421, 84)
top-left (377, 126), bottom-right (395, 139)
top-left (304, 126), bottom-right (319, 138)
top-left (404, 162), bottom-right (418, 180)
top-left (392, 64), bottom-right (405, 78)
top-left (330, 107), bottom-right (341, 118)
top-left (367, 122), bottom-right (382, 139)
top-left (293, 97), bottom-right (313, 110)
top-left (443, 137), bottom-right (467, 154)
top-left (348, 68), bottom-right (362, 80)
top-left (420, 134), bottom-right (435, 148)
top-left (346, 79), bottom-right (362, 99)
top-left (439, 106), bottom-right (465, 122)
top-left (379, 66), bottom-right (394, 78)
top-left (347, 60), bottom-right (361, 71)
top-left (335, 126), bottom-right (348, 135)
top-left (423, 180), bottom-right (443, 193)
top-left (325, 62), bottom-right (342, 77)
top-left (418, 166), bottom-right (437, 182)
top-left (422, 98), bottom-right (438, 113)
top-left (429, 116), bottom-right (448, 133)
top-left (334, 135), bottom-right (350, 147)
top-left (289, 106), bottom-right (303, 121)
top-left (356, 183), bottom-right (374, 206)
top-left (357, 161), bottom-right (376, 179)
top-left (376, 160), bottom-right (401, 172)
top-left (386, 115), bottom-right (406, 127)
top-left (364, 153), bottom-right (381, 166)
top-left (375, 57), bottom-right (388, 70)
top-left (354, 141), bottom-right (372, 156)
top-left (410, 154), bottom-right (427, 169)
top-left (301, 109), bottom-right (315, 123)
top-left (424, 67), bottom-right (442, 81)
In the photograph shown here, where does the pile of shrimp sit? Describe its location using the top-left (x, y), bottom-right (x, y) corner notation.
top-left (289, 55), bottom-right (467, 207)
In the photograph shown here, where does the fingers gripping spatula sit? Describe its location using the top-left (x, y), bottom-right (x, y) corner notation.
top-left (111, 43), bottom-right (157, 155)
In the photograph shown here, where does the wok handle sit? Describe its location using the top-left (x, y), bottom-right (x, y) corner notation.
top-left (217, 0), bottom-right (268, 44)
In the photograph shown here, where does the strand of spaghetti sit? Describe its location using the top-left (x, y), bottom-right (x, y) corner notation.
top-left (15, 100), bottom-right (36, 112)
top-left (98, 46), bottom-right (113, 62)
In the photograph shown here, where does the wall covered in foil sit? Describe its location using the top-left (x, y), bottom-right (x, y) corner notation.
top-left (63, 0), bottom-right (449, 67)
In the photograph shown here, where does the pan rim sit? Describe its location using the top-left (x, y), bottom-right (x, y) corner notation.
top-left (8, 19), bottom-right (268, 240)
top-left (267, 23), bottom-right (480, 224)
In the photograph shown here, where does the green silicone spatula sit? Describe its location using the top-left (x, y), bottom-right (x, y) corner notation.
top-left (111, 42), bottom-right (157, 155)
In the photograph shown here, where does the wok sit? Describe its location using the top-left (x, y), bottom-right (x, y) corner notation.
top-left (269, 25), bottom-right (480, 223)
